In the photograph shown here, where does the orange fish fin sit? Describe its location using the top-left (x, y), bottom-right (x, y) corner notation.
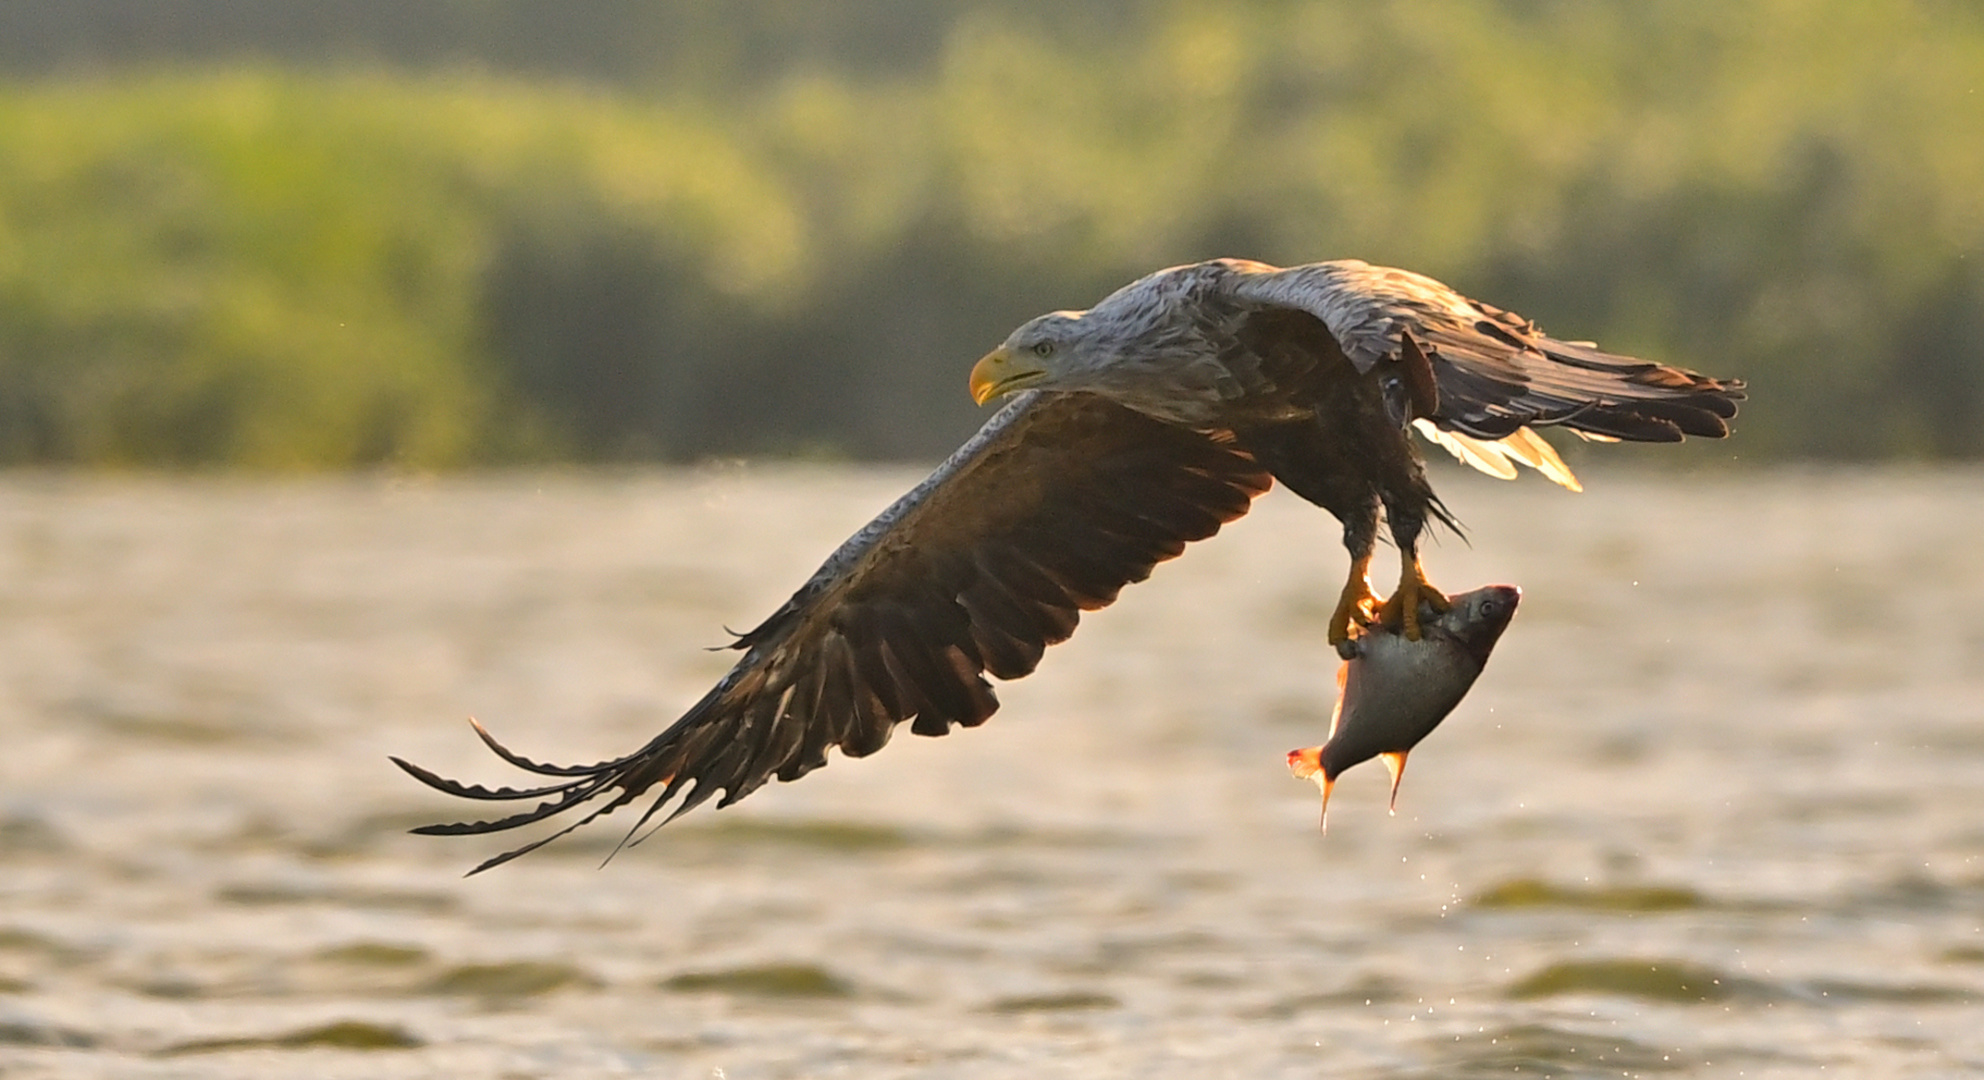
top-left (1286, 746), bottom-right (1322, 780)
top-left (1380, 751), bottom-right (1408, 814)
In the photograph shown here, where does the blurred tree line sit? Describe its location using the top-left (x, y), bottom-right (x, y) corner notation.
top-left (0, 0), bottom-right (1978, 467)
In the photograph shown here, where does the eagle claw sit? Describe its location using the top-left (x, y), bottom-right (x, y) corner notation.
top-left (1378, 562), bottom-right (1451, 641)
top-left (1327, 557), bottom-right (1381, 647)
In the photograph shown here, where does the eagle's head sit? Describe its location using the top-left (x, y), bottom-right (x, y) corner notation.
top-left (968, 310), bottom-right (1100, 405)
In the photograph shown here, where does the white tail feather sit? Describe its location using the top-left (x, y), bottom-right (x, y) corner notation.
top-left (1412, 420), bottom-right (1582, 491)
top-left (1497, 426), bottom-right (1582, 491)
top-left (1418, 423), bottom-right (1517, 479)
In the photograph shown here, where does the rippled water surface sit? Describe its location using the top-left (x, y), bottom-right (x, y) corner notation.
top-left (2, 465), bottom-right (1983, 1078)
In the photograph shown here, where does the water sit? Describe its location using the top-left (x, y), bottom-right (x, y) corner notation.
top-left (1, 465), bottom-right (1982, 1078)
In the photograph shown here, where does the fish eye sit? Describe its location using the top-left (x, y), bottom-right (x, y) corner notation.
top-left (1480, 599), bottom-right (1500, 616)
top-left (1032, 341), bottom-right (1055, 358)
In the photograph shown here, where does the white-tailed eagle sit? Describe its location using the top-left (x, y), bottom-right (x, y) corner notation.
top-left (396, 258), bottom-right (1743, 872)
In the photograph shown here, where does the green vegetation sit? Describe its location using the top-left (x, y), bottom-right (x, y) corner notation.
top-left (0, 1), bottom-right (1978, 466)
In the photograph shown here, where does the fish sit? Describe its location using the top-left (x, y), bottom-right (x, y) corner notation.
top-left (1287, 584), bottom-right (1520, 829)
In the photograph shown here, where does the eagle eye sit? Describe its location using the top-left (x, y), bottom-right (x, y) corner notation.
top-left (1032, 341), bottom-right (1055, 358)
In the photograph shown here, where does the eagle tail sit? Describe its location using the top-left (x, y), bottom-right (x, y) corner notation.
top-left (1413, 420), bottom-right (1581, 492)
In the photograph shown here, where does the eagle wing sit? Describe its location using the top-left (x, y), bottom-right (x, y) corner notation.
top-left (394, 391), bottom-right (1271, 872)
top-left (1219, 258), bottom-right (1746, 447)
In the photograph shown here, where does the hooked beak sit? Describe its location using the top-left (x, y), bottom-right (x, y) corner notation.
top-left (969, 345), bottom-right (1048, 405)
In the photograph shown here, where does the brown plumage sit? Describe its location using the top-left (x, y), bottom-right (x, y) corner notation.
top-left (968, 258), bottom-right (1742, 640)
top-left (395, 393), bottom-right (1270, 873)
top-left (398, 258), bottom-right (1743, 872)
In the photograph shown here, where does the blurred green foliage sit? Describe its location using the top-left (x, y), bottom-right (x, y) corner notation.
top-left (0, 0), bottom-right (1979, 466)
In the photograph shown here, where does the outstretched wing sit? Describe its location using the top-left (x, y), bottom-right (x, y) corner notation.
top-left (394, 391), bottom-right (1271, 872)
top-left (1220, 259), bottom-right (1745, 445)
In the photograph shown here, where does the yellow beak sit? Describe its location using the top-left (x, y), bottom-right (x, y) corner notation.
top-left (968, 345), bottom-right (1047, 406)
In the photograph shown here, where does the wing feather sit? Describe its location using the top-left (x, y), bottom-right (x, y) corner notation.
top-left (1219, 259), bottom-right (1744, 445)
top-left (397, 391), bottom-right (1270, 870)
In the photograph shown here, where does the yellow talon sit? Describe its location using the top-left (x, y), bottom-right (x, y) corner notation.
top-left (1327, 554), bottom-right (1380, 647)
top-left (1378, 559), bottom-right (1450, 641)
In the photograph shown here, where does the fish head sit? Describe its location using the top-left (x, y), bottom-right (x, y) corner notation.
top-left (1428, 584), bottom-right (1520, 669)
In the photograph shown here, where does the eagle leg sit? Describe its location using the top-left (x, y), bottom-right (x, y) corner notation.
top-left (1378, 556), bottom-right (1451, 641)
top-left (1327, 552), bottom-right (1380, 646)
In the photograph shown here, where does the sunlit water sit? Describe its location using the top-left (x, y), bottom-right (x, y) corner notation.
top-left (2, 465), bottom-right (1982, 1079)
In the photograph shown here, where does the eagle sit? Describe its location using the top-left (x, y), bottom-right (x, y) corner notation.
top-left (396, 258), bottom-right (1743, 873)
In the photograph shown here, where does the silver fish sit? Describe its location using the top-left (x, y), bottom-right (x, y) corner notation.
top-left (1287, 584), bottom-right (1520, 829)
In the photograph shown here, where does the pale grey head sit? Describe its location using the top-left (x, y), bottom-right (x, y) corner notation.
top-left (967, 263), bottom-right (1243, 425)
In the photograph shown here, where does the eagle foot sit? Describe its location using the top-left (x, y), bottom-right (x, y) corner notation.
top-left (1378, 561), bottom-right (1450, 641)
top-left (1327, 558), bottom-right (1381, 647)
